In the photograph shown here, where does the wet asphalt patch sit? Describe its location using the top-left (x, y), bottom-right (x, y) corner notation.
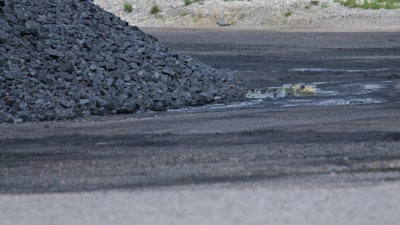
top-left (168, 78), bottom-right (395, 113)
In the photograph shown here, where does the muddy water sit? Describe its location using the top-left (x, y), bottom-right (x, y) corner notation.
top-left (170, 78), bottom-right (395, 113)
top-left (245, 79), bottom-right (392, 107)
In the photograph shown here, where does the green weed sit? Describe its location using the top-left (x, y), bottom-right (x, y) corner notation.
top-left (334, 0), bottom-right (400, 9)
top-left (150, 5), bottom-right (161, 14)
top-left (123, 2), bottom-right (133, 13)
top-left (283, 11), bottom-right (292, 17)
top-left (184, 0), bottom-right (200, 6)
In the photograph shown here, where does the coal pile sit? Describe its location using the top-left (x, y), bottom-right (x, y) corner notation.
top-left (0, 0), bottom-right (243, 123)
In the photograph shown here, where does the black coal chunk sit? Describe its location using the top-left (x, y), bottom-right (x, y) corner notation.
top-left (0, 0), bottom-right (243, 123)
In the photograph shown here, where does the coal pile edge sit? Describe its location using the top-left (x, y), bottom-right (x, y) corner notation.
top-left (0, 0), bottom-right (244, 123)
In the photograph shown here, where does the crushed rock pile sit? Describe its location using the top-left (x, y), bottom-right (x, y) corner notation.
top-left (0, 0), bottom-right (243, 123)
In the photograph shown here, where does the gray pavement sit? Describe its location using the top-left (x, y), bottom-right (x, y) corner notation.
top-left (1, 177), bottom-right (400, 225)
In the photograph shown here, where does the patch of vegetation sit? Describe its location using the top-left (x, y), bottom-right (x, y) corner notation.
top-left (150, 5), bottom-right (161, 14)
top-left (305, 0), bottom-right (329, 11)
top-left (281, 11), bottom-right (293, 25)
top-left (123, 2), bottom-right (133, 13)
top-left (184, 0), bottom-right (200, 6)
top-left (321, 2), bottom-right (329, 8)
top-left (283, 11), bottom-right (292, 17)
top-left (334, 0), bottom-right (400, 9)
top-left (310, 0), bottom-right (320, 5)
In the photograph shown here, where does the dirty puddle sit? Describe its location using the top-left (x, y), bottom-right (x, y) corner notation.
top-left (170, 80), bottom-right (391, 113)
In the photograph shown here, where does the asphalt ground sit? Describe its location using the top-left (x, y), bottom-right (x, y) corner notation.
top-left (1, 28), bottom-right (400, 224)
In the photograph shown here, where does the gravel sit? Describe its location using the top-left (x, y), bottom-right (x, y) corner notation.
top-left (0, 0), bottom-right (243, 123)
top-left (93, 0), bottom-right (400, 30)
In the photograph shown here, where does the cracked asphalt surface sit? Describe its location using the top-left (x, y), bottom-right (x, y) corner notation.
top-left (1, 28), bottom-right (400, 224)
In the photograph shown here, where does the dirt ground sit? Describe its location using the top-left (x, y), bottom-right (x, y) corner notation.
top-left (1, 28), bottom-right (400, 224)
top-left (1, 28), bottom-right (400, 193)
